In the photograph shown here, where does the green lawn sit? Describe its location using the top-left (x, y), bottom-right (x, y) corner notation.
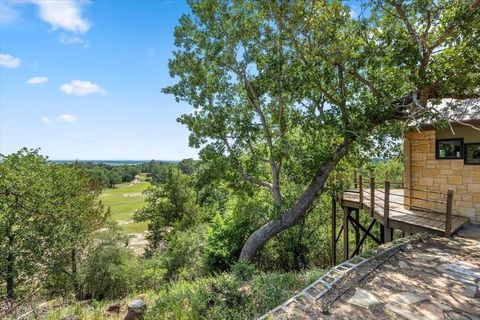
top-left (100, 178), bottom-right (150, 233)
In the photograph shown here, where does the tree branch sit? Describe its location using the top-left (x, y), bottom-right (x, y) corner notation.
top-left (389, 1), bottom-right (421, 47)
top-left (347, 69), bottom-right (382, 98)
top-left (222, 136), bottom-right (273, 190)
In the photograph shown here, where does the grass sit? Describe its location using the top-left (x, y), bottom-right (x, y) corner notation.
top-left (100, 174), bottom-right (150, 234)
top-left (42, 268), bottom-right (326, 320)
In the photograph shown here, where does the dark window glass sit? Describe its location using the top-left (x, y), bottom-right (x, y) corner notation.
top-left (436, 139), bottom-right (463, 159)
top-left (465, 143), bottom-right (480, 165)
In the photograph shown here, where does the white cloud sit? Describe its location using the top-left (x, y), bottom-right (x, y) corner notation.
top-left (31, 0), bottom-right (90, 33)
top-left (40, 116), bottom-right (52, 124)
top-left (60, 80), bottom-right (106, 96)
top-left (59, 34), bottom-right (90, 47)
top-left (26, 76), bottom-right (48, 85)
top-left (0, 53), bottom-right (21, 68)
top-left (57, 114), bottom-right (78, 123)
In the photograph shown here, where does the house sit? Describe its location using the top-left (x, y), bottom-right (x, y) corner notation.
top-left (403, 100), bottom-right (480, 222)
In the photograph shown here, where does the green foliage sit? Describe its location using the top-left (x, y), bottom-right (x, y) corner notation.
top-left (135, 167), bottom-right (202, 255)
top-left (141, 224), bottom-right (208, 286)
top-left (80, 241), bottom-right (140, 300)
top-left (204, 197), bottom-right (262, 272)
top-left (231, 260), bottom-right (256, 282)
top-left (144, 268), bottom-right (324, 320)
top-left (178, 158), bottom-right (197, 175)
top-left (79, 162), bottom-right (142, 188)
top-left (143, 160), bottom-right (176, 184)
top-left (0, 148), bottom-right (108, 300)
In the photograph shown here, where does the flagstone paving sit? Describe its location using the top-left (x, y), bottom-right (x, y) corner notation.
top-left (260, 223), bottom-right (480, 319)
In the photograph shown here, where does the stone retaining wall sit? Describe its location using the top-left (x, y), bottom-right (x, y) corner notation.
top-left (258, 236), bottom-right (417, 319)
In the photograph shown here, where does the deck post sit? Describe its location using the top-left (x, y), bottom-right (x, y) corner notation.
top-left (343, 207), bottom-right (349, 261)
top-left (359, 175), bottom-right (363, 208)
top-left (355, 209), bottom-right (360, 250)
top-left (384, 180), bottom-right (392, 243)
top-left (331, 191), bottom-right (337, 266)
top-left (445, 189), bottom-right (454, 238)
top-left (353, 170), bottom-right (357, 188)
top-left (370, 177), bottom-right (375, 217)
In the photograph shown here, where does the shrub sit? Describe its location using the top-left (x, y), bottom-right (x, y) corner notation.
top-left (204, 199), bottom-right (261, 272)
top-left (79, 244), bottom-right (140, 300)
top-left (232, 260), bottom-right (257, 281)
top-left (141, 224), bottom-right (208, 286)
top-left (144, 268), bottom-right (325, 320)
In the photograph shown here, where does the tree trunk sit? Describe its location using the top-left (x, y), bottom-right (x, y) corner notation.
top-left (71, 248), bottom-right (81, 300)
top-left (294, 220), bottom-right (305, 271)
top-left (239, 141), bottom-right (349, 261)
top-left (6, 231), bottom-right (15, 300)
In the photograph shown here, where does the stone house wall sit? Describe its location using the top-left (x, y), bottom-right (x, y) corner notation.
top-left (404, 129), bottom-right (480, 222)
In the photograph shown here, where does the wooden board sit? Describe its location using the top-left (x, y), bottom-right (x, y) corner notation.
top-left (340, 189), bottom-right (469, 236)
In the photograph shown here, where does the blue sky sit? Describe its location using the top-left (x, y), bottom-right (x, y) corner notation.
top-left (0, 0), bottom-right (196, 160)
top-left (1, 0), bottom-right (363, 161)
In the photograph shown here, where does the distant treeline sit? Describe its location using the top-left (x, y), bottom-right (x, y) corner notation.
top-left (69, 159), bottom-right (197, 188)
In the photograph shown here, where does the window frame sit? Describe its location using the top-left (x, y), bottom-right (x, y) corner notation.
top-left (435, 138), bottom-right (464, 160)
top-left (464, 143), bottom-right (480, 165)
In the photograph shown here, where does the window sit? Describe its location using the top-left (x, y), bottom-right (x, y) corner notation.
top-left (465, 143), bottom-right (480, 165)
top-left (436, 139), bottom-right (463, 159)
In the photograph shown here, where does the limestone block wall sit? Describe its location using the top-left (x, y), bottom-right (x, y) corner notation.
top-left (404, 130), bottom-right (480, 222)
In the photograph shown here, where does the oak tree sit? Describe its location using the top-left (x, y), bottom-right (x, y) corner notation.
top-left (164, 0), bottom-right (480, 261)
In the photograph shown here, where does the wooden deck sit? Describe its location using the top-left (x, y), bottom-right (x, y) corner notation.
top-left (341, 189), bottom-right (469, 236)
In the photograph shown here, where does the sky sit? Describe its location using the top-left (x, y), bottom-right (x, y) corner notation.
top-left (0, 0), bottom-right (364, 161)
top-left (0, 0), bottom-right (196, 160)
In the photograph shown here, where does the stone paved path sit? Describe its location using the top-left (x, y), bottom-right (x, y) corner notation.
top-left (261, 224), bottom-right (480, 319)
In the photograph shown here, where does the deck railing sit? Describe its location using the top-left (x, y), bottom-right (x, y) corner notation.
top-left (344, 173), bottom-right (454, 237)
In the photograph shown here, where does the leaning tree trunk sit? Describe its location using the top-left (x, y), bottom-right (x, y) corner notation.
top-left (239, 142), bottom-right (350, 261)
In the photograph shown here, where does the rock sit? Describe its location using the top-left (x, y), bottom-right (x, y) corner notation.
top-left (136, 293), bottom-right (147, 300)
top-left (388, 292), bottom-right (427, 305)
top-left (238, 284), bottom-right (252, 295)
top-left (386, 302), bottom-right (421, 320)
top-left (123, 308), bottom-right (143, 320)
top-left (347, 288), bottom-right (381, 309)
top-left (105, 303), bottom-right (121, 313)
top-left (38, 299), bottom-right (59, 310)
top-left (182, 297), bottom-right (190, 309)
top-left (61, 316), bottom-right (80, 320)
top-left (384, 264), bottom-right (395, 270)
top-left (398, 261), bottom-right (410, 269)
top-left (435, 303), bottom-right (453, 311)
top-left (123, 299), bottom-right (146, 320)
top-left (414, 303), bottom-right (445, 320)
top-left (475, 278), bottom-right (480, 298)
top-left (128, 299), bottom-right (146, 309)
top-left (444, 312), bottom-right (471, 320)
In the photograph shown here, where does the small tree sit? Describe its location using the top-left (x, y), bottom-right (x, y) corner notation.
top-left (0, 149), bottom-right (108, 299)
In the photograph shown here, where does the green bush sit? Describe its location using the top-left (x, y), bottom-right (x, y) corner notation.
top-left (80, 244), bottom-right (140, 300)
top-left (232, 260), bottom-right (257, 281)
top-left (144, 268), bottom-right (325, 320)
top-left (142, 224), bottom-right (208, 286)
top-left (204, 198), bottom-right (262, 272)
